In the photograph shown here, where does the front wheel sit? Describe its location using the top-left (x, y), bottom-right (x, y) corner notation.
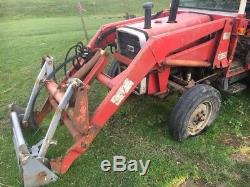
top-left (168, 84), bottom-right (221, 141)
top-left (107, 60), bottom-right (121, 78)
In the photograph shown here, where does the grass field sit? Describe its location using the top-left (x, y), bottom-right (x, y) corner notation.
top-left (0, 0), bottom-right (249, 186)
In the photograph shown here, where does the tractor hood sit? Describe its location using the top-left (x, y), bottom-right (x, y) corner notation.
top-left (127, 13), bottom-right (211, 37)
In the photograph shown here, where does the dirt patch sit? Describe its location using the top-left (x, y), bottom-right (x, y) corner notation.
top-left (231, 147), bottom-right (250, 162)
top-left (219, 134), bottom-right (250, 162)
top-left (178, 179), bottom-right (216, 187)
top-left (220, 134), bottom-right (250, 148)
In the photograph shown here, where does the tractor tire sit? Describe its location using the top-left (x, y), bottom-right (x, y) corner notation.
top-left (168, 84), bottom-right (221, 141)
top-left (108, 60), bottom-right (121, 78)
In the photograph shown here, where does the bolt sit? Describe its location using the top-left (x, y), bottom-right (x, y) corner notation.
top-left (38, 171), bottom-right (47, 177)
top-left (37, 171), bottom-right (47, 181)
top-left (22, 121), bottom-right (29, 128)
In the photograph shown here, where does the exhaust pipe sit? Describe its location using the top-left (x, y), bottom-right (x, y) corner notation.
top-left (168, 0), bottom-right (180, 23)
top-left (143, 2), bottom-right (154, 29)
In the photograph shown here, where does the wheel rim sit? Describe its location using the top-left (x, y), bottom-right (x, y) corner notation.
top-left (187, 101), bottom-right (213, 136)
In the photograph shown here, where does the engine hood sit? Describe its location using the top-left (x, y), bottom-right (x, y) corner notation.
top-left (127, 13), bottom-right (211, 37)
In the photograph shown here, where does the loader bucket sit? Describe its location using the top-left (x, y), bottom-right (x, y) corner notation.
top-left (10, 109), bottom-right (58, 187)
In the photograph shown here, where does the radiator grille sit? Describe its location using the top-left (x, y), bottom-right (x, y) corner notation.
top-left (118, 31), bottom-right (141, 59)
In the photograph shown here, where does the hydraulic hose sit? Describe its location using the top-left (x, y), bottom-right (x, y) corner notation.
top-left (28, 42), bottom-right (91, 128)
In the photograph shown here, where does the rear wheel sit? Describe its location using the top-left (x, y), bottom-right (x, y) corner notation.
top-left (168, 84), bottom-right (221, 141)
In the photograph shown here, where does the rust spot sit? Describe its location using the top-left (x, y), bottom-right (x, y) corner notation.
top-left (37, 171), bottom-right (47, 182)
top-left (22, 121), bottom-right (29, 128)
top-left (81, 142), bottom-right (88, 148)
top-left (50, 158), bottom-right (63, 173)
top-left (35, 98), bottom-right (52, 124)
top-left (72, 87), bottom-right (89, 133)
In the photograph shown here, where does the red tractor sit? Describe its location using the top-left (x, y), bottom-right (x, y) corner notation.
top-left (9, 0), bottom-right (250, 186)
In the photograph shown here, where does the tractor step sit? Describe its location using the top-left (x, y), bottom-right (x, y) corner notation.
top-left (230, 59), bottom-right (245, 71)
top-left (223, 83), bottom-right (247, 94)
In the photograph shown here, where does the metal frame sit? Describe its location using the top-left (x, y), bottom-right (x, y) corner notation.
top-left (22, 56), bottom-right (54, 125)
top-left (10, 71), bottom-right (83, 186)
top-left (9, 1), bottom-right (250, 186)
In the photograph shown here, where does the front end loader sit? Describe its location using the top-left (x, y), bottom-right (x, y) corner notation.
top-left (9, 0), bottom-right (250, 186)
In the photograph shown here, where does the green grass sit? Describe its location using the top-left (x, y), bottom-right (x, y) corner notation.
top-left (0, 0), bottom-right (166, 21)
top-left (0, 0), bottom-right (249, 187)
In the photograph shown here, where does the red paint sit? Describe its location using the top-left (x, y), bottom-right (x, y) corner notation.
top-left (36, 8), bottom-right (250, 174)
top-left (128, 13), bottom-right (211, 37)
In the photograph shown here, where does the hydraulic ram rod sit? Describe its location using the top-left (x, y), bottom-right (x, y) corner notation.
top-left (73, 49), bottom-right (105, 79)
top-left (38, 83), bottom-right (74, 158)
top-left (11, 112), bottom-right (29, 155)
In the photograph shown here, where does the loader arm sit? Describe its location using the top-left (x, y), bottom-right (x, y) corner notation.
top-left (44, 17), bottom-right (229, 174)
